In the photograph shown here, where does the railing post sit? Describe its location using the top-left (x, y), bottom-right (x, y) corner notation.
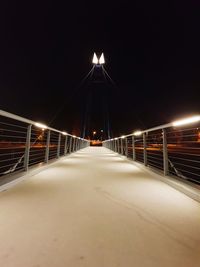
top-left (143, 132), bottom-right (147, 166)
top-left (132, 135), bottom-right (136, 161)
top-left (125, 137), bottom-right (128, 157)
top-left (72, 137), bottom-right (76, 152)
top-left (117, 139), bottom-right (120, 153)
top-left (76, 139), bottom-right (79, 151)
top-left (162, 128), bottom-right (169, 176)
top-left (45, 130), bottom-right (50, 163)
top-left (24, 124), bottom-right (32, 171)
top-left (64, 135), bottom-right (68, 155)
top-left (76, 138), bottom-right (78, 151)
top-left (120, 138), bottom-right (123, 155)
top-left (114, 139), bottom-right (117, 152)
top-left (57, 133), bottom-right (61, 158)
top-left (69, 136), bottom-right (72, 153)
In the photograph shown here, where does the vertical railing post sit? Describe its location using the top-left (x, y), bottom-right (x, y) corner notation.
top-left (125, 137), bottom-right (128, 157)
top-left (72, 137), bottom-right (76, 152)
top-left (24, 124), bottom-right (32, 171)
top-left (162, 128), bottom-right (169, 176)
top-left (45, 130), bottom-right (50, 163)
top-left (117, 139), bottom-right (120, 153)
top-left (120, 138), bottom-right (123, 155)
top-left (69, 136), bottom-right (72, 153)
top-left (73, 138), bottom-right (76, 152)
top-left (132, 135), bottom-right (136, 161)
top-left (76, 138), bottom-right (78, 151)
top-left (114, 139), bottom-right (117, 152)
top-left (143, 132), bottom-right (147, 166)
top-left (76, 139), bottom-right (79, 151)
top-left (64, 134), bottom-right (68, 156)
top-left (57, 133), bottom-right (61, 158)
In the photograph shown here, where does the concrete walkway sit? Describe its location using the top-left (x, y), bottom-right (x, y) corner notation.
top-left (0, 147), bottom-right (200, 267)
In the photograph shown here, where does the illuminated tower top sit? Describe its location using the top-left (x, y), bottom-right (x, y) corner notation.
top-left (92, 52), bottom-right (105, 65)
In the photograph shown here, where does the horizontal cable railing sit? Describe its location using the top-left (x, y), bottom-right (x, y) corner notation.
top-left (103, 115), bottom-right (200, 184)
top-left (0, 110), bottom-right (89, 179)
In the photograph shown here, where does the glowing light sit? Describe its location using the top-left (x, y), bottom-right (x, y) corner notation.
top-left (172, 116), bottom-right (200, 127)
top-left (73, 135), bottom-right (76, 138)
top-left (99, 53), bottom-right (105, 64)
top-left (93, 131), bottom-right (96, 135)
top-left (121, 135), bottom-right (125, 139)
top-left (115, 138), bottom-right (118, 140)
top-left (35, 122), bottom-right (47, 129)
top-left (133, 130), bottom-right (142, 136)
top-left (92, 53), bottom-right (98, 64)
top-left (62, 131), bottom-right (67, 135)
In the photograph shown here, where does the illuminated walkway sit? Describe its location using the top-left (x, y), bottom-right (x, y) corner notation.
top-left (0, 147), bottom-right (200, 267)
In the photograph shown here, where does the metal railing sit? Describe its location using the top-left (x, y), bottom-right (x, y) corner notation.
top-left (103, 116), bottom-right (200, 184)
top-left (0, 110), bottom-right (89, 179)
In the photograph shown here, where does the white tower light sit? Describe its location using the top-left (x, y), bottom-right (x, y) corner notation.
top-left (92, 53), bottom-right (98, 64)
top-left (99, 53), bottom-right (105, 64)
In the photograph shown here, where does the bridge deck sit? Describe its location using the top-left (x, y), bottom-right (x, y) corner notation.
top-left (0, 147), bottom-right (200, 267)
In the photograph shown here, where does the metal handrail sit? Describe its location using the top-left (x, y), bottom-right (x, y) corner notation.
top-left (0, 109), bottom-right (90, 178)
top-left (0, 110), bottom-right (86, 139)
top-left (103, 116), bottom-right (200, 184)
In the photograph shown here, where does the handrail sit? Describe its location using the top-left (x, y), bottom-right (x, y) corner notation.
top-left (0, 109), bottom-right (90, 179)
top-left (0, 110), bottom-right (87, 140)
top-left (103, 115), bottom-right (200, 184)
top-left (103, 115), bottom-right (200, 141)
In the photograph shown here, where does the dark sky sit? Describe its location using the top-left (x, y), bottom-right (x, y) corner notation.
top-left (0, 1), bottom-right (199, 137)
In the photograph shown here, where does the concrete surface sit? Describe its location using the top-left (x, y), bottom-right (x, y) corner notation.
top-left (0, 147), bottom-right (200, 267)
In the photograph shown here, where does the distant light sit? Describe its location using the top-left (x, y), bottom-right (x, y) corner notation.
top-left (93, 131), bottom-right (96, 135)
top-left (121, 135), bottom-right (125, 139)
top-left (35, 122), bottom-right (47, 129)
top-left (133, 130), bottom-right (142, 136)
top-left (73, 135), bottom-right (76, 138)
top-left (92, 53), bottom-right (98, 64)
top-left (99, 53), bottom-right (105, 64)
top-left (115, 138), bottom-right (118, 140)
top-left (62, 131), bottom-right (67, 135)
top-left (101, 129), bottom-right (104, 132)
top-left (172, 115), bottom-right (200, 127)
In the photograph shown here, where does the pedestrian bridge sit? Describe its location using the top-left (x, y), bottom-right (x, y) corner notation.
top-left (1, 110), bottom-right (200, 267)
top-left (0, 146), bottom-right (200, 267)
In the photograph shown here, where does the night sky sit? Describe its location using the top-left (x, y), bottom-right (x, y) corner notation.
top-left (0, 1), bottom-right (199, 138)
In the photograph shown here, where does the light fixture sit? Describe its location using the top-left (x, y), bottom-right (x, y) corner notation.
top-left (172, 115), bottom-right (200, 127)
top-left (35, 122), bottom-right (47, 129)
top-left (92, 53), bottom-right (98, 64)
top-left (133, 130), bottom-right (142, 136)
top-left (62, 131), bottom-right (67, 135)
top-left (92, 52), bottom-right (105, 65)
top-left (99, 53), bottom-right (105, 64)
